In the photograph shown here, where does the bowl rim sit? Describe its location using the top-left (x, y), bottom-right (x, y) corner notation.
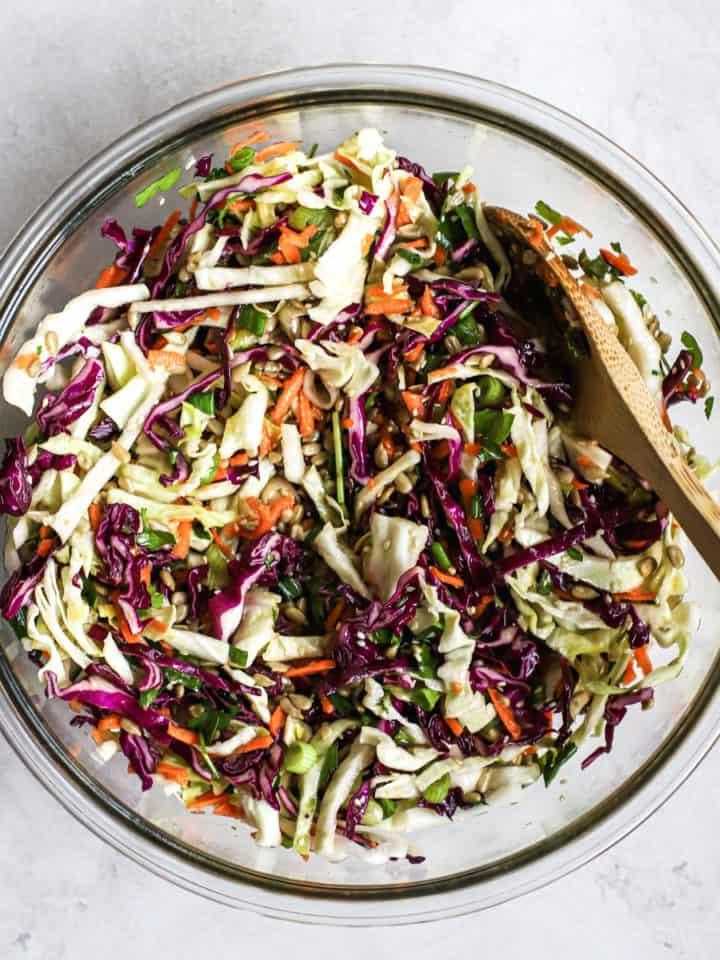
top-left (1, 62), bottom-right (719, 924)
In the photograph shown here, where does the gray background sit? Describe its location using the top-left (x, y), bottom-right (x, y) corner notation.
top-left (1, 0), bottom-right (719, 956)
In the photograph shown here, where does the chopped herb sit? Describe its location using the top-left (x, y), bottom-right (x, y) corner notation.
top-left (189, 391), bottom-right (215, 416)
top-left (431, 171), bottom-right (459, 187)
top-left (327, 692), bottom-right (354, 716)
top-left (135, 167), bottom-right (181, 208)
top-left (534, 201), bottom-right (563, 226)
top-left (136, 529), bottom-right (176, 551)
top-left (200, 452), bottom-right (220, 485)
top-left (139, 689), bottom-right (160, 708)
top-left (394, 728), bottom-right (412, 745)
top-left (455, 204), bottom-right (479, 240)
top-left (435, 215), bottom-right (465, 250)
top-left (406, 686), bottom-right (442, 711)
top-left (81, 574), bottom-right (98, 609)
top-left (681, 330), bottom-right (703, 368)
top-left (9, 609), bottom-right (27, 640)
top-left (566, 546), bottom-right (583, 561)
top-left (557, 235), bottom-right (575, 246)
top-left (610, 240), bottom-right (623, 254)
top-left (630, 289), bottom-right (647, 309)
top-left (536, 568), bottom-right (553, 595)
top-left (474, 409), bottom-right (514, 445)
top-left (705, 396), bottom-right (715, 419)
top-left (414, 624), bottom-right (442, 646)
top-left (277, 576), bottom-right (303, 600)
top-left (579, 249), bottom-right (608, 281)
top-left (307, 142), bottom-right (318, 158)
top-left (396, 247), bottom-right (423, 267)
top-left (413, 643), bottom-right (439, 679)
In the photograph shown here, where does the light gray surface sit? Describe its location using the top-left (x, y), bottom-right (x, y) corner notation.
top-left (1, 0), bottom-right (719, 955)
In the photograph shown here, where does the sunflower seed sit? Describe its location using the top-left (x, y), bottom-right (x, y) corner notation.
top-left (394, 472), bottom-right (413, 494)
top-left (570, 584), bottom-right (598, 600)
top-left (44, 331), bottom-right (59, 354)
top-left (161, 569), bottom-right (176, 591)
top-left (111, 441), bottom-right (131, 463)
top-left (667, 545), bottom-right (685, 569)
top-left (638, 556), bottom-right (658, 577)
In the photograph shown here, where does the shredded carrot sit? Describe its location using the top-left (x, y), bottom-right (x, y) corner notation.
top-left (580, 282), bottom-right (601, 300)
top-left (230, 130), bottom-right (267, 155)
top-left (361, 234), bottom-right (374, 256)
top-left (367, 477), bottom-right (376, 489)
top-left (325, 599), bottom-right (346, 631)
top-left (403, 341), bottom-right (425, 363)
top-left (37, 538), bottom-right (54, 558)
top-left (298, 390), bottom-right (314, 437)
top-left (634, 645), bottom-right (653, 676)
top-left (269, 706), bottom-right (286, 738)
top-left (97, 714), bottom-right (122, 732)
top-left (430, 566), bottom-right (464, 588)
top-left (365, 297), bottom-right (413, 316)
top-left (12, 354), bottom-right (40, 370)
top-left (474, 594), bottom-right (494, 618)
top-left (547, 216), bottom-right (592, 241)
top-left (347, 328), bottom-right (364, 345)
top-left (622, 660), bottom-right (637, 686)
top-left (212, 465), bottom-right (228, 482)
top-left (167, 721), bottom-right (199, 746)
top-left (258, 374), bottom-right (283, 389)
top-left (228, 198), bottom-right (254, 214)
top-left (420, 284), bottom-right (440, 319)
top-left (210, 528), bottom-right (234, 560)
top-left (212, 799), bottom-right (245, 819)
top-left (401, 175), bottom-right (423, 204)
top-left (321, 695), bottom-right (334, 716)
top-left (156, 762), bottom-right (191, 786)
top-left (255, 140), bottom-right (300, 163)
top-left (91, 728), bottom-right (110, 745)
top-left (437, 379), bottom-right (453, 406)
top-left (613, 588), bottom-right (657, 603)
top-left (284, 659), bottom-right (336, 678)
top-left (500, 443), bottom-right (517, 458)
top-left (258, 421), bottom-right (276, 457)
top-left (333, 150), bottom-right (361, 172)
top-left (600, 248), bottom-right (637, 276)
top-left (462, 182), bottom-right (477, 194)
top-left (401, 390), bottom-right (426, 419)
top-left (95, 264), bottom-right (129, 289)
top-left (146, 210), bottom-right (181, 261)
top-left (277, 224), bottom-right (316, 264)
top-left (229, 452), bottom-right (249, 467)
top-left (118, 615), bottom-right (143, 645)
top-left (433, 246), bottom-right (447, 266)
top-left (488, 688), bottom-right (522, 739)
top-left (147, 349), bottom-right (186, 372)
top-left (147, 619), bottom-right (168, 634)
top-left (576, 454), bottom-right (597, 469)
top-left (445, 716), bottom-right (463, 736)
top-left (527, 217), bottom-right (545, 248)
top-left (341, 416), bottom-right (354, 429)
top-left (397, 237), bottom-right (428, 249)
top-left (234, 734), bottom-right (273, 755)
top-left (395, 200), bottom-right (412, 228)
top-left (189, 198), bottom-right (199, 220)
top-left (172, 520), bottom-right (192, 560)
top-left (235, 494), bottom-right (294, 541)
top-left (187, 790), bottom-right (226, 811)
top-left (571, 477), bottom-right (589, 490)
top-left (139, 563), bottom-right (151, 587)
top-left (427, 364), bottom-right (460, 383)
top-left (271, 367), bottom-right (306, 424)
top-left (451, 682), bottom-right (463, 694)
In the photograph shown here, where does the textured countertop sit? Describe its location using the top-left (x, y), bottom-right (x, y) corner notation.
top-left (1, 1), bottom-right (719, 955)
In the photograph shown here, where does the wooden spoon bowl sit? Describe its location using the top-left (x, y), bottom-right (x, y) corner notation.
top-left (484, 205), bottom-right (720, 579)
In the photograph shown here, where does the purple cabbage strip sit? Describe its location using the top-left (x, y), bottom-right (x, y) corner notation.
top-left (358, 190), bottom-right (379, 215)
top-left (37, 358), bottom-right (105, 438)
top-left (581, 687), bottom-right (654, 768)
top-left (450, 238), bottom-right (480, 263)
top-left (662, 348), bottom-right (695, 407)
top-left (0, 437), bottom-right (32, 516)
top-left (0, 551), bottom-right (52, 619)
top-left (396, 156), bottom-right (444, 213)
top-left (194, 154), bottom-right (213, 177)
top-left (346, 394), bottom-right (370, 484)
top-left (344, 780), bottom-right (371, 837)
top-left (119, 731), bottom-right (160, 791)
top-left (45, 674), bottom-right (170, 737)
top-left (87, 417), bottom-right (117, 442)
top-left (373, 194), bottom-right (398, 263)
top-left (101, 218), bottom-right (157, 283)
top-left (160, 450), bottom-right (190, 486)
top-left (308, 302), bottom-right (361, 342)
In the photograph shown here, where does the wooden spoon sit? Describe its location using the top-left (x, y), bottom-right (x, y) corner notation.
top-left (484, 205), bottom-right (720, 579)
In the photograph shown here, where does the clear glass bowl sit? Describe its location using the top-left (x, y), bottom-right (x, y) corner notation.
top-left (1, 65), bottom-right (719, 924)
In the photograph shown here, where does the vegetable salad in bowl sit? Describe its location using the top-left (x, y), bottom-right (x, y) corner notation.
top-left (0, 127), bottom-right (708, 864)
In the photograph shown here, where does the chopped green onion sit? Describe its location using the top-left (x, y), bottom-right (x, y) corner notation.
top-left (394, 728), bottom-right (412, 744)
top-left (9, 609), bottom-right (27, 640)
top-left (396, 247), bottom-right (423, 267)
top-left (318, 743), bottom-right (339, 789)
top-left (304, 523), bottom-right (323, 544)
top-left (277, 576), bottom-right (303, 600)
top-left (136, 530), bottom-right (176, 550)
top-left (229, 647), bottom-right (248, 667)
top-left (536, 568), bottom-right (553, 595)
top-left (431, 541), bottom-right (452, 571)
top-left (189, 390), bottom-right (215, 416)
top-left (331, 410), bottom-right (345, 511)
top-left (534, 200), bottom-right (563, 226)
top-left (566, 546), bottom-right (583, 562)
top-left (540, 741), bottom-right (578, 786)
top-left (307, 143), bottom-right (319, 158)
top-left (200, 452), bottom-right (220, 485)
top-left (139, 689), bottom-right (160, 708)
top-left (413, 643), bottom-right (439, 679)
top-left (237, 304), bottom-right (267, 336)
top-left (377, 798), bottom-right (398, 819)
top-left (164, 667), bottom-right (202, 691)
top-left (284, 742), bottom-right (318, 774)
top-left (371, 627), bottom-right (395, 647)
top-left (134, 167), bottom-right (181, 208)
top-left (407, 687), bottom-right (442, 711)
top-left (229, 147), bottom-right (255, 172)
top-left (435, 215), bottom-right (466, 250)
top-left (455, 204), bottom-right (479, 239)
top-left (81, 574), bottom-right (98, 609)
top-left (414, 624), bottom-right (441, 645)
top-left (453, 314), bottom-right (482, 346)
top-left (705, 396), bottom-right (715, 420)
top-left (327, 692), bottom-right (354, 716)
top-left (557, 235), bottom-right (575, 246)
top-left (431, 171), bottom-right (459, 187)
top-left (422, 772), bottom-right (451, 804)
top-left (470, 494), bottom-right (483, 520)
top-left (630, 289), bottom-right (647, 309)
top-left (578, 249), bottom-right (608, 280)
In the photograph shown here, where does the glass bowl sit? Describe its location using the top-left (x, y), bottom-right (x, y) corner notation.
top-left (1, 64), bottom-right (719, 925)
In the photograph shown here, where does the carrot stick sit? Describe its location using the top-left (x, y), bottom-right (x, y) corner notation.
top-left (634, 645), bottom-right (653, 675)
top-left (37, 538), bottom-right (54, 558)
top-left (233, 735), bottom-right (273, 754)
top-left (613, 589), bottom-right (657, 602)
top-left (172, 520), bottom-right (192, 560)
top-left (146, 210), bottom-right (181, 261)
top-left (297, 390), bottom-right (314, 437)
top-left (600, 248), bottom-right (637, 276)
top-left (430, 566), bottom-right (464, 588)
top-left (167, 721), bottom-right (199, 746)
top-left (325, 599), bottom-right (346, 631)
top-left (364, 298), bottom-right (412, 316)
top-left (403, 341), bottom-right (425, 363)
top-left (397, 237), bottom-right (428, 249)
top-left (321, 696), bottom-right (334, 716)
top-left (97, 714), bottom-right (122, 732)
top-left (270, 368), bottom-right (305, 424)
top-left (156, 762), bottom-right (191, 786)
top-left (212, 799), bottom-right (245, 819)
top-left (401, 391), bottom-right (426, 418)
top-left (255, 141), bottom-right (300, 162)
top-left (89, 503), bottom-right (102, 532)
top-left (488, 688), bottom-right (522, 739)
top-left (269, 707), bottom-right (286, 738)
top-left (445, 717), bottom-right (463, 737)
top-left (230, 130), bottom-right (267, 155)
top-left (147, 349), bottom-right (186, 372)
top-left (95, 264), bottom-right (129, 289)
top-left (622, 660), bottom-right (637, 686)
top-left (187, 790), bottom-right (226, 810)
top-left (229, 452), bottom-right (249, 466)
top-left (420, 285), bottom-right (440, 318)
top-left (284, 659), bottom-right (336, 678)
